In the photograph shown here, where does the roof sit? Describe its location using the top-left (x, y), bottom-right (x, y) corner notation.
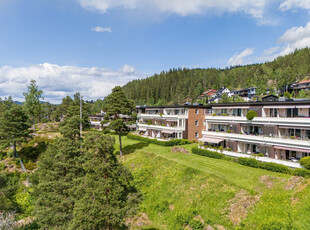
top-left (136, 99), bottom-right (310, 109)
top-left (296, 79), bottom-right (310, 84)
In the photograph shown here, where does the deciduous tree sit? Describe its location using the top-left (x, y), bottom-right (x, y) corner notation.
top-left (23, 80), bottom-right (43, 133)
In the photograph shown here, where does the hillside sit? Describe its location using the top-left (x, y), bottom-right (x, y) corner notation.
top-left (120, 137), bottom-right (310, 229)
top-left (122, 48), bottom-right (310, 105)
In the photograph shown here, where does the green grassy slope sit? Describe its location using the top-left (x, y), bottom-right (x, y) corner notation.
top-left (117, 137), bottom-right (310, 229)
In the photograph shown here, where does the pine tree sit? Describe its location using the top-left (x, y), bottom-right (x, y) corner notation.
top-left (34, 133), bottom-right (141, 229)
top-left (23, 80), bottom-right (44, 133)
top-left (71, 133), bottom-right (141, 229)
top-left (102, 86), bottom-right (136, 157)
top-left (33, 137), bottom-right (82, 229)
top-left (0, 104), bottom-right (30, 157)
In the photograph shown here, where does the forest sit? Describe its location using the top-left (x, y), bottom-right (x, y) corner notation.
top-left (122, 48), bottom-right (310, 105)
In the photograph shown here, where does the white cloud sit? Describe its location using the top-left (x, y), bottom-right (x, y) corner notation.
top-left (91, 26), bottom-right (112, 33)
top-left (78, 0), bottom-right (267, 18)
top-left (0, 63), bottom-right (145, 104)
top-left (280, 0), bottom-right (310, 11)
top-left (120, 64), bottom-right (135, 73)
top-left (277, 22), bottom-right (310, 55)
top-left (227, 48), bottom-right (254, 66)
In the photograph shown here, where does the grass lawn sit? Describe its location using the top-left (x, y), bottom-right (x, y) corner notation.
top-left (114, 136), bottom-right (310, 229)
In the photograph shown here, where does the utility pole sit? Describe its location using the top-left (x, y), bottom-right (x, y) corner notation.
top-left (80, 95), bottom-right (82, 138)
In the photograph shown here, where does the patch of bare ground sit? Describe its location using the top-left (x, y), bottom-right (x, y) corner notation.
top-left (259, 175), bottom-right (280, 189)
top-left (126, 212), bottom-right (152, 228)
top-left (1, 159), bottom-right (23, 173)
top-left (214, 224), bottom-right (226, 230)
top-left (15, 217), bottom-right (34, 228)
top-left (171, 147), bottom-right (189, 154)
top-left (284, 176), bottom-right (304, 191)
top-left (227, 189), bottom-right (260, 225)
top-left (169, 204), bottom-right (174, 211)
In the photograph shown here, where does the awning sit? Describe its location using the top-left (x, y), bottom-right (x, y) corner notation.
top-left (139, 127), bottom-right (147, 131)
top-left (162, 130), bottom-right (175, 134)
top-left (198, 137), bottom-right (224, 144)
top-left (213, 106), bottom-right (250, 109)
top-left (274, 146), bottom-right (310, 153)
top-left (263, 105), bottom-right (295, 109)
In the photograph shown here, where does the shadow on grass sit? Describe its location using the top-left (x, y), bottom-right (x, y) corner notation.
top-left (115, 142), bottom-right (149, 155)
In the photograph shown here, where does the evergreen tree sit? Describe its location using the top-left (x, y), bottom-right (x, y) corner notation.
top-left (102, 86), bottom-right (136, 157)
top-left (33, 137), bottom-right (82, 229)
top-left (71, 133), bottom-right (141, 229)
top-left (0, 105), bottom-right (30, 157)
top-left (34, 133), bottom-right (141, 229)
top-left (23, 80), bottom-right (44, 133)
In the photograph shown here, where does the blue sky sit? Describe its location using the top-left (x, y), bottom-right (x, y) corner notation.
top-left (1, 0), bottom-right (310, 103)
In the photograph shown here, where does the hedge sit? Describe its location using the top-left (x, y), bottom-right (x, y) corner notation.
top-left (191, 147), bottom-right (224, 159)
top-left (127, 133), bottom-right (191, 146)
top-left (300, 156), bottom-right (310, 170)
top-left (191, 148), bottom-right (310, 178)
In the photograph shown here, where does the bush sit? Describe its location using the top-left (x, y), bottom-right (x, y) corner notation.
top-left (246, 110), bottom-right (258, 121)
top-left (260, 162), bottom-right (291, 174)
top-left (189, 219), bottom-right (204, 229)
top-left (25, 161), bottom-right (37, 171)
top-left (238, 157), bottom-right (260, 168)
top-left (127, 133), bottom-right (191, 146)
top-left (19, 136), bottom-right (52, 161)
top-left (7, 149), bottom-right (14, 158)
top-left (0, 163), bottom-right (6, 170)
top-left (192, 147), bottom-right (224, 159)
top-left (300, 156), bottom-right (310, 170)
top-left (147, 120), bottom-right (152, 125)
top-left (293, 168), bottom-right (310, 178)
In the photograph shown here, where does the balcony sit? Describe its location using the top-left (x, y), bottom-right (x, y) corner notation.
top-left (138, 113), bottom-right (188, 120)
top-left (201, 131), bottom-right (310, 150)
top-left (138, 123), bottom-right (185, 132)
top-left (205, 115), bottom-right (310, 128)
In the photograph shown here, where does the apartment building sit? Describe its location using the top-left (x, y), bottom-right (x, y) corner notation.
top-left (201, 101), bottom-right (310, 160)
top-left (136, 105), bottom-right (206, 141)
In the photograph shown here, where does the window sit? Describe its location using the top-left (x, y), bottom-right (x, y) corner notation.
top-left (195, 132), bottom-right (199, 138)
top-left (195, 120), bottom-right (199, 126)
top-left (195, 109), bottom-right (199, 114)
top-left (179, 133), bottom-right (182, 138)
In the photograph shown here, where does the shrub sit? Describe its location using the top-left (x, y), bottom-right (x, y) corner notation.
top-left (147, 120), bottom-right (152, 125)
top-left (192, 147), bottom-right (224, 159)
top-left (212, 113), bottom-right (216, 116)
top-left (246, 110), bottom-right (258, 121)
top-left (7, 149), bottom-right (14, 158)
top-left (293, 168), bottom-right (310, 178)
top-left (127, 133), bottom-right (191, 146)
top-left (0, 162), bottom-right (6, 170)
top-left (300, 156), bottom-right (310, 170)
top-left (19, 136), bottom-right (52, 161)
top-left (238, 157), bottom-right (260, 168)
top-left (227, 129), bottom-right (231, 133)
top-left (260, 162), bottom-right (291, 174)
top-left (221, 113), bottom-right (228, 116)
top-left (189, 219), bottom-right (204, 229)
top-left (25, 162), bottom-right (37, 171)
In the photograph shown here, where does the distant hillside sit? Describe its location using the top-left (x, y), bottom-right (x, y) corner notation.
top-left (122, 48), bottom-right (310, 105)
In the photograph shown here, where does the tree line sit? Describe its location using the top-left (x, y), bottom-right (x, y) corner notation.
top-left (122, 48), bottom-right (310, 105)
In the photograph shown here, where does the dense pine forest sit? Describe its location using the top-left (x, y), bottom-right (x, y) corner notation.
top-left (122, 48), bottom-right (310, 105)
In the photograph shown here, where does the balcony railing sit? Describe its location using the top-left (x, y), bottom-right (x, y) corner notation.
top-left (201, 131), bottom-right (310, 149)
top-left (205, 115), bottom-right (310, 128)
